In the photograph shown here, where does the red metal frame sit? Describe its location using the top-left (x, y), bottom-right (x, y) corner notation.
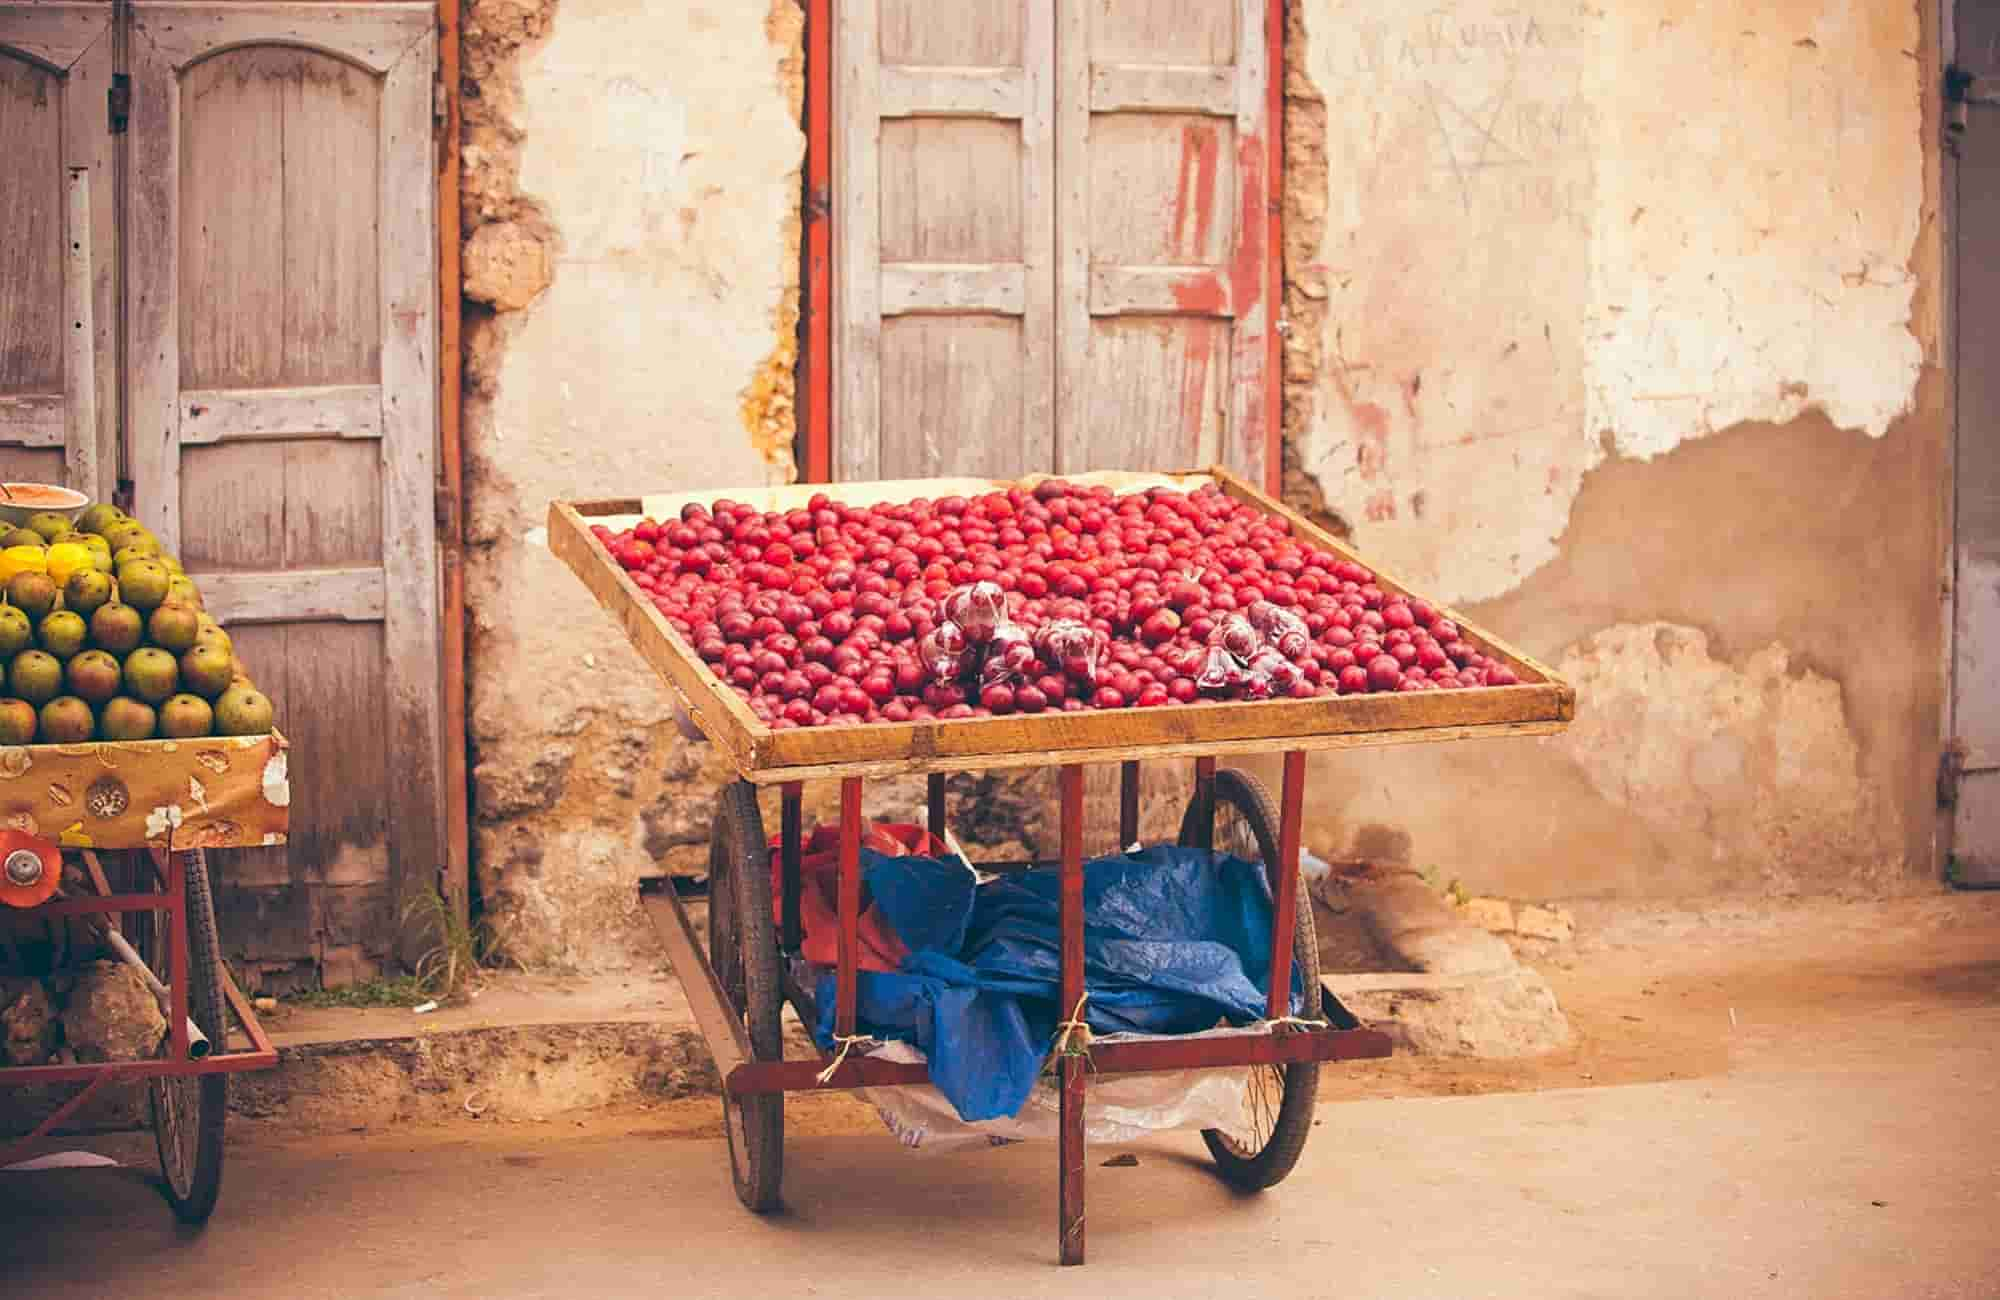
top-left (642, 751), bottom-right (1392, 1267)
top-left (0, 850), bottom-right (280, 1153)
top-left (1265, 0), bottom-right (1285, 496)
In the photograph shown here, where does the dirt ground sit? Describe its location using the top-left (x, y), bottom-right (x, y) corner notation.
top-left (3, 894), bottom-right (1997, 1298)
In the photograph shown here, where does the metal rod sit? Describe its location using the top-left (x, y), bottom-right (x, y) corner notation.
top-left (1118, 760), bottom-right (1140, 848)
top-left (1058, 763), bottom-right (1087, 1266)
top-left (926, 772), bottom-right (946, 843)
top-left (780, 782), bottom-right (804, 953)
top-left (97, 925), bottom-right (209, 1059)
top-left (0, 1072), bottom-right (109, 1169)
top-left (1268, 751), bottom-right (1305, 1020)
top-left (835, 777), bottom-right (862, 1037)
top-left (167, 851), bottom-right (189, 1064)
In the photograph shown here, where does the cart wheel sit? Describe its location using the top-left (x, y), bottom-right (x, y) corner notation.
top-left (144, 849), bottom-right (228, 1224)
top-left (1177, 768), bottom-right (1321, 1191)
top-left (707, 780), bottom-right (784, 1212)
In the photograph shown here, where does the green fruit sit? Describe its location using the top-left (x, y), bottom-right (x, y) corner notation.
top-left (102, 522), bottom-right (154, 553)
top-left (76, 532), bottom-right (111, 558)
top-left (1, 528), bottom-right (43, 550)
top-left (179, 643), bottom-right (236, 699)
top-left (0, 606), bottom-right (30, 658)
top-left (65, 649), bottom-right (123, 705)
top-left (122, 647), bottom-right (179, 704)
top-left (146, 601), bottom-right (201, 654)
top-left (166, 576), bottom-right (202, 608)
top-left (76, 503), bottom-right (124, 536)
top-left (37, 696), bottom-right (94, 743)
top-left (116, 560), bottom-right (171, 612)
top-left (89, 602), bottom-right (143, 655)
top-left (36, 610), bottom-right (86, 660)
top-left (0, 698), bottom-right (34, 744)
top-left (98, 696), bottom-right (156, 742)
top-left (214, 682), bottom-right (274, 736)
top-left (9, 650), bottom-right (63, 706)
top-left (24, 512), bottom-right (72, 542)
top-left (159, 693), bottom-right (214, 739)
top-left (6, 571), bottom-right (56, 621)
top-left (160, 555), bottom-right (185, 577)
top-left (63, 569), bottom-right (112, 618)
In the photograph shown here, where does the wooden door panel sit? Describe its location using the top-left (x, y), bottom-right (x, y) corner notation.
top-left (0, 3), bottom-right (117, 497)
top-left (837, 0), bottom-right (1054, 482)
top-left (1057, 0), bottom-right (1271, 482)
top-left (128, 2), bottom-right (440, 984)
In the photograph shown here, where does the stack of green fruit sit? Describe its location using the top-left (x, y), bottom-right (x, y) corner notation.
top-left (0, 502), bottom-right (275, 745)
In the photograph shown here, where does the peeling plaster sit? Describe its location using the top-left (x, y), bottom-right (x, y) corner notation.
top-left (1293, 0), bottom-right (1925, 604)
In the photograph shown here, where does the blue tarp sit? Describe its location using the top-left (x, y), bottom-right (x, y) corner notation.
top-left (812, 845), bottom-right (1303, 1123)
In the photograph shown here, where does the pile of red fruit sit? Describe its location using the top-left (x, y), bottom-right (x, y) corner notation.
top-left (589, 479), bottom-right (1521, 729)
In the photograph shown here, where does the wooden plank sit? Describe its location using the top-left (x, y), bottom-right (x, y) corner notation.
top-left (282, 48), bottom-right (382, 388)
top-left (1052, 1), bottom-right (1088, 475)
top-left (0, 395), bottom-right (65, 446)
top-left (376, 28), bottom-right (443, 965)
top-left (0, 2), bottom-right (106, 72)
top-left (879, 317), bottom-right (1031, 477)
top-left (180, 385), bottom-right (383, 442)
top-left (1092, 0), bottom-right (1237, 64)
top-left (1090, 64), bottom-right (1236, 116)
top-left (1019, 0), bottom-right (1054, 463)
top-left (834, 0), bottom-right (882, 483)
top-left (61, 20), bottom-right (119, 496)
top-left (1089, 266), bottom-right (1234, 317)
top-left (879, 65), bottom-right (1024, 119)
top-left (1223, 0), bottom-right (1272, 487)
top-left (879, 264), bottom-right (1026, 316)
top-left (879, 0), bottom-right (1021, 65)
top-left (640, 889), bottom-right (750, 1083)
top-left (125, 20), bottom-right (183, 552)
top-left (0, 50), bottom-right (63, 401)
top-left (880, 117), bottom-right (1023, 264)
top-left (131, 2), bottom-right (431, 74)
top-left (61, 165), bottom-right (98, 497)
top-left (195, 567), bottom-right (385, 623)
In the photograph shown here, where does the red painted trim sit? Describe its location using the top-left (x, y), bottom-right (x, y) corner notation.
top-left (1269, 750), bottom-right (1305, 1018)
top-left (0, 1049), bottom-right (278, 1088)
top-left (15, 892), bottom-right (174, 918)
top-left (835, 776), bottom-right (863, 1036)
top-left (1265, 0), bottom-right (1285, 496)
top-left (803, 0), bottom-right (833, 483)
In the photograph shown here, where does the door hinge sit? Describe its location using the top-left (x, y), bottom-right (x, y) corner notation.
top-left (107, 74), bottom-right (130, 135)
top-left (1939, 739), bottom-right (1967, 810)
top-left (434, 478), bottom-right (460, 539)
top-left (434, 79), bottom-right (447, 125)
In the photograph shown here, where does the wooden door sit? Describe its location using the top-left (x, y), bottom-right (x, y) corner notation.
top-left (125, 2), bottom-right (442, 982)
top-left (1952, 4), bottom-right (2000, 885)
top-left (836, 0), bottom-right (1055, 480)
top-left (0, 2), bottom-right (118, 498)
top-left (1056, 0), bottom-right (1273, 482)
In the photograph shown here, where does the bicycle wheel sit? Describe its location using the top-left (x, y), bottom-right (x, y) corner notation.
top-left (706, 780), bottom-right (784, 1211)
top-left (145, 849), bottom-right (228, 1223)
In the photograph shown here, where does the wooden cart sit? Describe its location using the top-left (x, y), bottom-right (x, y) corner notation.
top-left (550, 468), bottom-right (1574, 1265)
top-left (0, 733), bottom-right (289, 1223)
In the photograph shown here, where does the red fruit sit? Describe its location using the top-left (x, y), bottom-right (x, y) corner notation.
top-left (881, 700), bottom-right (913, 722)
top-left (1135, 684), bottom-right (1170, 708)
top-left (803, 662), bottom-right (834, 689)
top-left (1168, 676), bottom-right (1199, 703)
top-left (1417, 642), bottom-right (1450, 671)
top-left (1109, 671), bottom-right (1143, 700)
top-left (1015, 684), bottom-right (1049, 713)
top-left (980, 682), bottom-right (1017, 714)
top-left (1139, 608), bottom-right (1182, 646)
top-left (1036, 673), bottom-right (1069, 702)
top-left (719, 611), bottom-right (755, 643)
top-left (1061, 697), bottom-right (1088, 712)
top-left (863, 675), bottom-right (897, 704)
top-left (1486, 665), bottom-right (1520, 687)
top-left (839, 685), bottom-right (872, 715)
top-left (1366, 655), bottom-right (1403, 692)
top-left (937, 703), bottom-right (975, 720)
top-left (1383, 602), bottom-right (1416, 630)
top-left (783, 698), bottom-right (814, 724)
top-left (1391, 641), bottom-right (1420, 666)
top-left (895, 661), bottom-right (927, 692)
top-left (1091, 686), bottom-right (1125, 709)
top-left (1338, 665), bottom-right (1371, 694)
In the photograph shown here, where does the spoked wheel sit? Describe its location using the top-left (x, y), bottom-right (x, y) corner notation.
top-left (141, 849), bottom-right (228, 1223)
top-left (1177, 767), bottom-right (1321, 1191)
top-left (706, 780), bottom-right (784, 1211)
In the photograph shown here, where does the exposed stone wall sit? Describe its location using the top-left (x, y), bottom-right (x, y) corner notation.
top-left (1282, 0), bottom-right (1948, 899)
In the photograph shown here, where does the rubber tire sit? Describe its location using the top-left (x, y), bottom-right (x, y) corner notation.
top-left (1177, 768), bottom-right (1321, 1191)
top-left (707, 780), bottom-right (784, 1212)
top-left (147, 849), bottom-right (228, 1224)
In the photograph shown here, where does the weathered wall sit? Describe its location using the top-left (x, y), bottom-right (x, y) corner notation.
top-left (456, 0), bottom-right (1946, 972)
top-left (461, 0), bottom-right (805, 967)
top-left (1285, 0), bottom-right (1948, 899)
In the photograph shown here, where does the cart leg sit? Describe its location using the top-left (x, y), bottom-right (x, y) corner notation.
top-left (1191, 757), bottom-right (1217, 853)
top-left (780, 782), bottom-right (804, 954)
top-left (835, 777), bottom-right (863, 1038)
top-left (1058, 764), bottom-right (1087, 1266)
top-left (1118, 761), bottom-right (1140, 850)
top-left (1267, 752), bottom-right (1306, 1020)
top-left (926, 773), bottom-right (947, 844)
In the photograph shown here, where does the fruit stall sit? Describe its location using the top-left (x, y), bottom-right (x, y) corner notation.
top-left (550, 466), bottom-right (1573, 1266)
top-left (0, 484), bottom-right (287, 1223)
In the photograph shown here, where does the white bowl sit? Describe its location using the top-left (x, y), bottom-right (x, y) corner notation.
top-left (0, 484), bottom-right (89, 527)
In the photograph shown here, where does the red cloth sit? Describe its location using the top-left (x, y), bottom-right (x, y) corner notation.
top-left (768, 822), bottom-right (949, 973)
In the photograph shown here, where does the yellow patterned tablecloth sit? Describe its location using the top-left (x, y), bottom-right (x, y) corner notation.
top-left (0, 730), bottom-right (288, 851)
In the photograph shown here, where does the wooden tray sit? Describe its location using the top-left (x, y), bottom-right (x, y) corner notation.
top-left (549, 467), bottom-right (1574, 784)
